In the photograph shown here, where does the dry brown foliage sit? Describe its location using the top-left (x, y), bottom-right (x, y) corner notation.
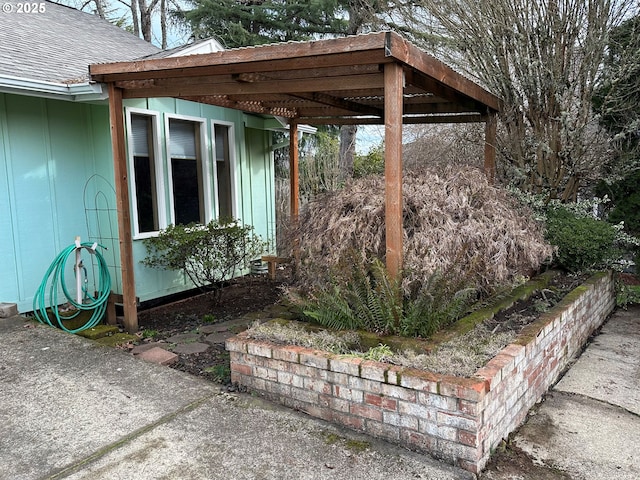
top-left (289, 166), bottom-right (553, 294)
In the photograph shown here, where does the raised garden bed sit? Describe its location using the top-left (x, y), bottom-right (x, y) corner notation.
top-left (226, 271), bottom-right (615, 474)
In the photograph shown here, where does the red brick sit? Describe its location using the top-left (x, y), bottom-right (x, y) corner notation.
top-left (399, 369), bottom-right (440, 393)
top-left (225, 336), bottom-right (247, 353)
top-left (458, 430), bottom-right (478, 447)
top-left (333, 412), bottom-right (365, 430)
top-left (364, 393), bottom-right (397, 411)
top-left (300, 352), bottom-right (329, 370)
top-left (360, 360), bottom-right (388, 382)
top-left (247, 342), bottom-right (272, 358)
top-left (458, 399), bottom-right (480, 417)
top-left (474, 364), bottom-right (501, 391)
top-left (486, 353), bottom-right (515, 379)
top-left (329, 356), bottom-right (362, 375)
top-left (230, 362), bottom-right (252, 376)
top-left (438, 375), bottom-right (487, 402)
top-left (401, 430), bottom-right (435, 451)
top-left (350, 403), bottom-right (383, 421)
top-left (136, 346), bottom-right (178, 366)
top-left (272, 345), bottom-right (305, 363)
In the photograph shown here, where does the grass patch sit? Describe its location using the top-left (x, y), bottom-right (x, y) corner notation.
top-left (142, 329), bottom-right (159, 339)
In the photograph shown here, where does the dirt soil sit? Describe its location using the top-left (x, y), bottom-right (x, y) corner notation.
top-left (136, 275), bottom-right (286, 383)
top-left (485, 271), bottom-right (590, 334)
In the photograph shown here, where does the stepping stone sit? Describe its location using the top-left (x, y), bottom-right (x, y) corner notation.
top-left (131, 342), bottom-right (169, 355)
top-left (205, 332), bottom-right (235, 344)
top-left (173, 342), bottom-right (210, 354)
top-left (137, 346), bottom-right (178, 366)
top-left (199, 324), bottom-right (222, 334)
top-left (166, 333), bottom-right (200, 344)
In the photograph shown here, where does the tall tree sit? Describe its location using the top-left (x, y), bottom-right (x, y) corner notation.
top-left (593, 13), bottom-right (640, 171)
top-left (404, 0), bottom-right (638, 201)
top-left (176, 0), bottom-right (349, 48)
top-left (66, 0), bottom-right (180, 47)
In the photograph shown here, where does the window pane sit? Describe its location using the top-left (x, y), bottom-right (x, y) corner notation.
top-left (214, 124), bottom-right (232, 219)
top-left (169, 119), bottom-right (197, 159)
top-left (172, 158), bottom-right (202, 225)
top-left (169, 119), bottom-right (204, 225)
top-left (134, 155), bottom-right (158, 232)
top-left (130, 114), bottom-right (158, 233)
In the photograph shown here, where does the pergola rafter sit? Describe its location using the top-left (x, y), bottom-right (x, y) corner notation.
top-left (90, 31), bottom-right (502, 333)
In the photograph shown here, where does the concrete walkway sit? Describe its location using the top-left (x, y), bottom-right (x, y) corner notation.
top-left (0, 315), bottom-right (472, 480)
top-left (1, 307), bottom-right (639, 479)
top-left (483, 306), bottom-right (640, 479)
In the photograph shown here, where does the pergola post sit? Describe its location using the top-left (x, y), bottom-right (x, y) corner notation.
top-left (484, 110), bottom-right (497, 184)
top-left (384, 62), bottom-right (404, 280)
top-left (107, 84), bottom-right (138, 333)
top-left (289, 121), bottom-right (300, 219)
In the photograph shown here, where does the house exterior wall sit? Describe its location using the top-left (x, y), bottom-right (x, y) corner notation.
top-left (0, 92), bottom-right (275, 313)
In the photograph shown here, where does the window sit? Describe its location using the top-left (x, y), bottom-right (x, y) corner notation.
top-left (128, 111), bottom-right (161, 236)
top-left (213, 122), bottom-right (234, 219)
top-left (168, 118), bottom-right (208, 225)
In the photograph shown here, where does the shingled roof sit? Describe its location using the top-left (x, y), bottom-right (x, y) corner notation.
top-left (0, 0), bottom-right (160, 84)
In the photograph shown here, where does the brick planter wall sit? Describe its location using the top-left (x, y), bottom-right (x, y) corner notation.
top-left (227, 271), bottom-right (615, 474)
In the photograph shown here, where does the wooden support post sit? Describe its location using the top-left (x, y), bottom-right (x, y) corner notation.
top-left (384, 63), bottom-right (404, 280)
top-left (106, 292), bottom-right (117, 325)
top-left (289, 121), bottom-right (300, 269)
top-left (108, 84), bottom-right (138, 334)
top-left (484, 110), bottom-right (497, 184)
top-left (289, 121), bottom-right (300, 219)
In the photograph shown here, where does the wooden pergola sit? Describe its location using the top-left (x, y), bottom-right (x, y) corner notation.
top-left (90, 31), bottom-right (501, 333)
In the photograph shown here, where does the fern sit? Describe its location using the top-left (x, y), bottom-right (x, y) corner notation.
top-left (287, 252), bottom-right (476, 338)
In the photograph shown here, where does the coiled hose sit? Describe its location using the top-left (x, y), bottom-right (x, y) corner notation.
top-left (33, 242), bottom-right (111, 333)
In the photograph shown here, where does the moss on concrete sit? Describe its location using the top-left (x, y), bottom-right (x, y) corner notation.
top-left (94, 333), bottom-right (139, 347)
top-left (77, 325), bottom-right (120, 340)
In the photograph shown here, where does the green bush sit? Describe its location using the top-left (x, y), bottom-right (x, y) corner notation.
top-left (142, 219), bottom-right (267, 302)
top-left (353, 143), bottom-right (384, 178)
top-left (545, 207), bottom-right (619, 272)
top-left (287, 255), bottom-right (475, 338)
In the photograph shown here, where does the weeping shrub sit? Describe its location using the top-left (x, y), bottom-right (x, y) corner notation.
top-left (287, 166), bottom-right (553, 296)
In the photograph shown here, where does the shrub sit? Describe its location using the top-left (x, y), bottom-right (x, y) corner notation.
top-left (287, 166), bottom-right (553, 295)
top-left (142, 219), bottom-right (267, 302)
top-left (545, 207), bottom-right (619, 272)
top-left (286, 255), bottom-right (476, 338)
top-left (353, 143), bottom-right (384, 178)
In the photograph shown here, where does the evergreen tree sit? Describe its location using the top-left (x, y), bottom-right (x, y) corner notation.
top-left (177, 0), bottom-right (350, 48)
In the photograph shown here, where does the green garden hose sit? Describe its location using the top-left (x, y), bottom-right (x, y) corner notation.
top-left (33, 242), bottom-right (112, 333)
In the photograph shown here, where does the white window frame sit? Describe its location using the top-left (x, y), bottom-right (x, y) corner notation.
top-left (125, 107), bottom-right (166, 239)
top-left (211, 120), bottom-right (238, 219)
top-left (165, 114), bottom-right (213, 225)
